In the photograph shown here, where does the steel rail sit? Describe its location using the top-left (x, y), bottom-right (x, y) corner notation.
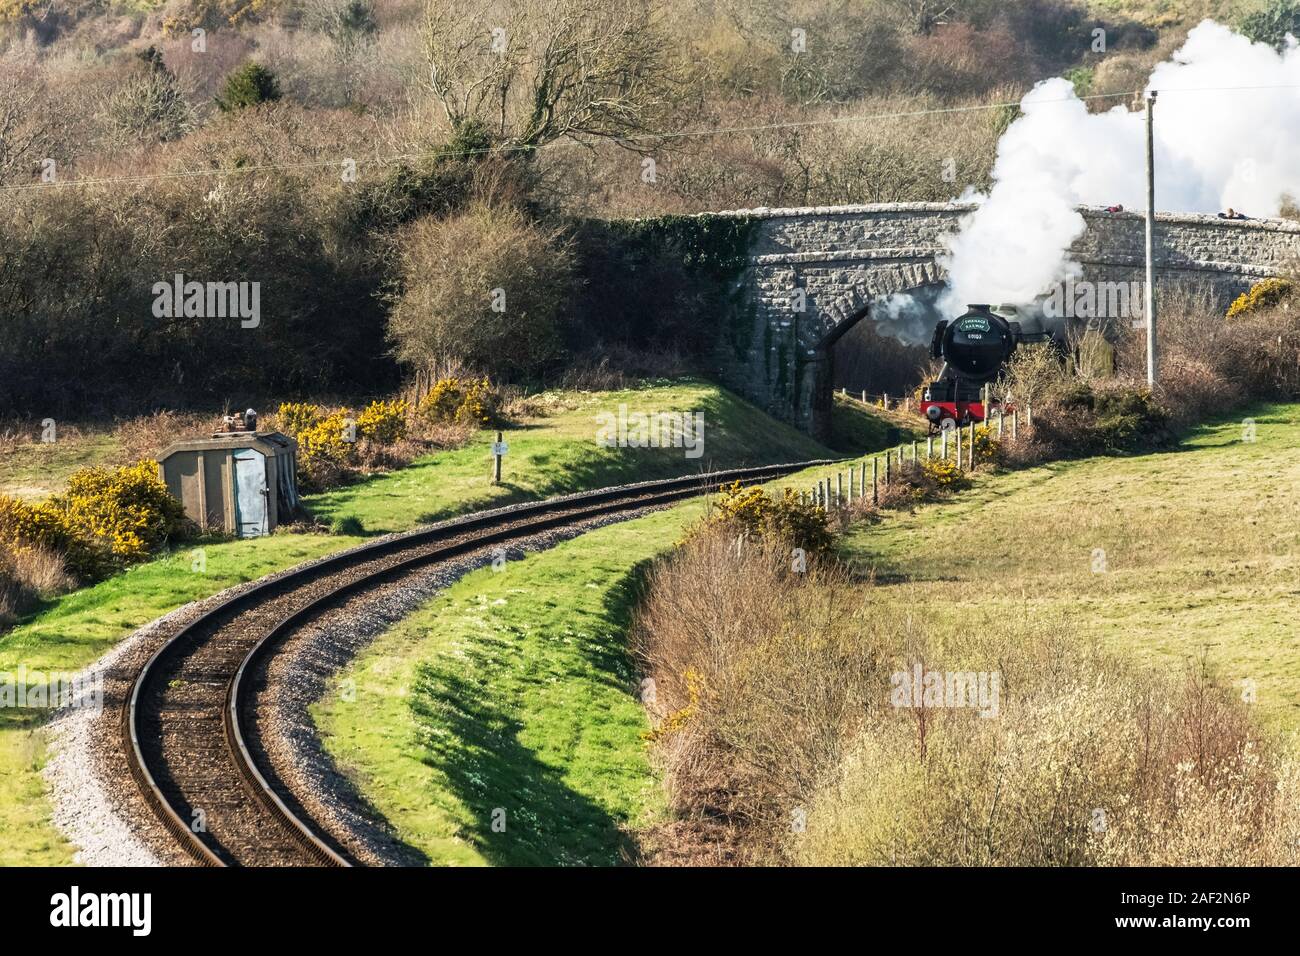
top-left (125, 458), bottom-right (837, 866)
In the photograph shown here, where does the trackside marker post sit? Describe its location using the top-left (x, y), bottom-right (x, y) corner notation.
top-left (492, 431), bottom-right (507, 484)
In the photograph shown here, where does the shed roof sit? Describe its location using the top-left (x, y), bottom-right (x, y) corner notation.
top-left (157, 431), bottom-right (297, 461)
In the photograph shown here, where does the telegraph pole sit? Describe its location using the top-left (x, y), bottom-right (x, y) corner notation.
top-left (1144, 91), bottom-right (1158, 387)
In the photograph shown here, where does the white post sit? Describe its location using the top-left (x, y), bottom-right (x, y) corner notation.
top-left (1145, 90), bottom-right (1159, 388)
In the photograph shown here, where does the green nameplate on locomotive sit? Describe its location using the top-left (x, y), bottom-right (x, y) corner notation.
top-left (957, 317), bottom-right (991, 334)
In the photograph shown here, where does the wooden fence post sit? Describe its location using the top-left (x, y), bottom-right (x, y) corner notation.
top-left (941, 428), bottom-right (948, 460)
top-left (872, 458), bottom-right (878, 504)
top-left (996, 410), bottom-right (1003, 439)
top-left (955, 426), bottom-right (962, 470)
top-left (836, 472), bottom-right (843, 506)
top-left (927, 434), bottom-right (934, 459)
top-left (968, 421), bottom-right (976, 470)
top-left (1012, 409), bottom-right (1019, 440)
top-left (885, 452), bottom-right (891, 485)
top-left (862, 389), bottom-right (868, 403)
top-left (911, 440), bottom-right (918, 463)
top-left (849, 466), bottom-right (856, 501)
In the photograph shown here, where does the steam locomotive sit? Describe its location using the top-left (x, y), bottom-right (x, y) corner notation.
top-left (919, 304), bottom-right (1050, 432)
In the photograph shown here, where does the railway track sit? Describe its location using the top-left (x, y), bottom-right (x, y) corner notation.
top-left (122, 460), bottom-right (834, 867)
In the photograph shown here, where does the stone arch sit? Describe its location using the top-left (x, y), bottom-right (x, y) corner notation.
top-left (804, 260), bottom-right (946, 439)
top-left (812, 260), bottom-right (947, 350)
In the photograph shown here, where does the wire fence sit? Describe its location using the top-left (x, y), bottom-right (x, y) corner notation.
top-left (799, 404), bottom-right (1033, 510)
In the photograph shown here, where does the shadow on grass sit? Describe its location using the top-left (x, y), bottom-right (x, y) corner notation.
top-left (410, 633), bottom-right (638, 866)
top-left (405, 546), bottom-right (666, 866)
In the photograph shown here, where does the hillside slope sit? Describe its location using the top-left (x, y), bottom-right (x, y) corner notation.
top-left (842, 400), bottom-right (1300, 731)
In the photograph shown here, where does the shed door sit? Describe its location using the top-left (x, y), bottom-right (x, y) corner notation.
top-left (233, 449), bottom-right (268, 538)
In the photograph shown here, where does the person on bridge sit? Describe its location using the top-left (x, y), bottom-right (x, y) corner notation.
top-left (1218, 208), bottom-right (1249, 220)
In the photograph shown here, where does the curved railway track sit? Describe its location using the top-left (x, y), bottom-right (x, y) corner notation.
top-left (122, 460), bottom-right (834, 867)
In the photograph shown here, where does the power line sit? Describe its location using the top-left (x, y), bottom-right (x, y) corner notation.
top-left (4, 81), bottom-right (1299, 194)
top-left (0, 88), bottom-right (1143, 194)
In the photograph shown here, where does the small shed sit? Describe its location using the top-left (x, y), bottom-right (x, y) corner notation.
top-left (157, 432), bottom-right (299, 538)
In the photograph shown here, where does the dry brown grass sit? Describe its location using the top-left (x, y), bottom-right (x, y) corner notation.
top-left (111, 410), bottom-right (211, 464)
top-left (0, 543), bottom-right (74, 629)
top-left (632, 527), bottom-right (873, 864)
top-left (632, 522), bottom-right (1300, 867)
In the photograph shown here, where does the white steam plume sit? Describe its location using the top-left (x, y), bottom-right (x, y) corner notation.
top-left (937, 20), bottom-right (1300, 317)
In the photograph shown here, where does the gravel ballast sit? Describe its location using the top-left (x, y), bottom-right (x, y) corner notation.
top-left (42, 498), bottom-right (672, 867)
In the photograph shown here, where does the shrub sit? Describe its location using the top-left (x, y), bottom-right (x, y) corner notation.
top-left (356, 398), bottom-right (409, 445)
top-left (276, 402), bottom-right (323, 436)
top-left (418, 377), bottom-right (500, 428)
top-left (1, 463), bottom-right (187, 582)
top-left (329, 514), bottom-right (365, 536)
top-left (0, 535), bottom-right (73, 628)
top-left (705, 481), bottom-right (834, 557)
top-left (294, 410), bottom-right (358, 490)
top-left (919, 455), bottom-right (963, 487)
top-left (106, 50), bottom-right (194, 146)
top-left (387, 203), bottom-right (574, 382)
top-left (633, 525), bottom-right (1300, 866)
top-left (1227, 277), bottom-right (1297, 318)
top-left (215, 62), bottom-right (282, 111)
top-left (1030, 383), bottom-right (1171, 458)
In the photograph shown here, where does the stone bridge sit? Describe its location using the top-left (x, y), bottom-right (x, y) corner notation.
top-left (711, 202), bottom-right (1300, 438)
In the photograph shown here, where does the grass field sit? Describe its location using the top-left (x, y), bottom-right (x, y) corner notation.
top-left (0, 432), bottom-right (123, 501)
top-left (0, 380), bottom-right (850, 865)
top-left (309, 442), bottom-right (937, 867)
top-left (313, 505), bottom-right (704, 866)
top-left (841, 400), bottom-right (1300, 732)
top-left (307, 382), bottom-right (833, 533)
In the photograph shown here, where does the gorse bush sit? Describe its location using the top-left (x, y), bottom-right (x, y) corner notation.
top-left (417, 377), bottom-right (501, 428)
top-left (275, 397), bottom-right (418, 491)
top-left (705, 481), bottom-right (834, 557)
top-left (276, 404), bottom-right (357, 490)
top-left (919, 455), bottom-right (964, 487)
top-left (276, 402), bottom-right (323, 436)
top-left (1226, 277), bottom-right (1297, 318)
top-left (0, 462), bottom-right (187, 582)
top-left (356, 398), bottom-right (410, 444)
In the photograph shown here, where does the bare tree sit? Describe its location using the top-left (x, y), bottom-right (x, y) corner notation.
top-left (423, 0), bottom-right (679, 151)
top-left (881, 0), bottom-right (957, 36)
top-left (0, 68), bottom-right (63, 183)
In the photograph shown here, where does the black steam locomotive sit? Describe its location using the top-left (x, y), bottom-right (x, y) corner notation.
top-left (919, 304), bottom-right (1049, 431)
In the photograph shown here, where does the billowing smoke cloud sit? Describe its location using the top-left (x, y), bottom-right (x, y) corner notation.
top-left (937, 20), bottom-right (1300, 318)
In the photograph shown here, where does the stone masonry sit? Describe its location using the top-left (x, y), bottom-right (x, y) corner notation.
top-left (712, 202), bottom-right (1300, 437)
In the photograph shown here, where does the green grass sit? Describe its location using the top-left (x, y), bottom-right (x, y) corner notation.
top-left (309, 448), bottom-right (917, 867)
top-left (0, 379), bottom-right (860, 866)
top-left (314, 505), bottom-right (706, 866)
top-left (840, 401), bottom-right (1300, 731)
top-left (0, 533), bottom-right (360, 865)
top-left (0, 432), bottom-right (122, 501)
top-left (307, 381), bottom-right (833, 533)
top-left (828, 392), bottom-right (927, 453)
